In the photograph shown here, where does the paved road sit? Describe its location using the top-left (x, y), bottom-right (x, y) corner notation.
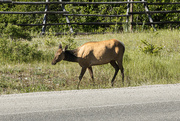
top-left (0, 84), bottom-right (180, 121)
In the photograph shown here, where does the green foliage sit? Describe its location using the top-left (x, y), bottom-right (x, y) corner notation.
top-left (44, 28), bottom-right (57, 47)
top-left (44, 39), bottom-right (56, 47)
top-left (0, 23), bottom-right (6, 34)
top-left (64, 0), bottom-right (127, 33)
top-left (0, 2), bottom-right (44, 32)
top-left (3, 23), bottom-right (32, 41)
top-left (1, 0), bottom-right (178, 33)
top-left (0, 38), bottom-right (43, 62)
top-left (140, 40), bottom-right (162, 55)
top-left (62, 35), bottom-right (77, 49)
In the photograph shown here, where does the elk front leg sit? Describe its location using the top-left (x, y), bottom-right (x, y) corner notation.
top-left (77, 67), bottom-right (87, 89)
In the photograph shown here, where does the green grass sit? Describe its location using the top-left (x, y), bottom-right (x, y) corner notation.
top-left (0, 29), bottom-right (180, 94)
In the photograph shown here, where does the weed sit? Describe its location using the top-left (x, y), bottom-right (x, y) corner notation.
top-left (44, 39), bottom-right (56, 47)
top-left (62, 34), bottom-right (77, 49)
top-left (140, 40), bottom-right (162, 55)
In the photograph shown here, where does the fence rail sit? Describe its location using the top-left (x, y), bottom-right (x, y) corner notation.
top-left (1, 1), bottom-right (179, 5)
top-left (63, 14), bottom-right (128, 17)
top-left (147, 2), bottom-right (180, 5)
top-left (15, 21), bottom-right (180, 26)
top-left (0, 1), bottom-right (147, 4)
top-left (0, 11), bottom-right (68, 14)
top-left (128, 10), bottom-right (180, 14)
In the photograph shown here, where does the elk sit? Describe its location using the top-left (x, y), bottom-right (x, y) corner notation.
top-left (52, 39), bottom-right (125, 89)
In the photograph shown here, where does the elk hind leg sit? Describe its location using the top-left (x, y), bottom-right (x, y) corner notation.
top-left (110, 60), bottom-right (119, 86)
top-left (88, 67), bottom-right (95, 86)
top-left (117, 59), bottom-right (124, 86)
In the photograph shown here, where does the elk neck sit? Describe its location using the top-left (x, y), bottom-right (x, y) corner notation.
top-left (64, 49), bottom-right (78, 62)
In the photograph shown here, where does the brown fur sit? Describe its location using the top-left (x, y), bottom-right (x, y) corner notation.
top-left (52, 39), bottom-right (125, 89)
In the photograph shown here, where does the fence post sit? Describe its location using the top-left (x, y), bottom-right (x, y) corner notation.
top-left (142, 0), bottom-right (156, 31)
top-left (126, 0), bottom-right (130, 32)
top-left (59, 0), bottom-right (73, 33)
top-left (41, 0), bottom-right (48, 35)
top-left (130, 0), bottom-right (133, 31)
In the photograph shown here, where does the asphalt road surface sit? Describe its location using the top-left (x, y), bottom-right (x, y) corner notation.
top-left (0, 84), bottom-right (180, 121)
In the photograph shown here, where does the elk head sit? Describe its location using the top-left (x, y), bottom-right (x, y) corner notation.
top-left (52, 44), bottom-right (68, 65)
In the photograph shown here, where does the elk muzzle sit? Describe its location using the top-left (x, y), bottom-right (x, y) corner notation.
top-left (51, 59), bottom-right (57, 65)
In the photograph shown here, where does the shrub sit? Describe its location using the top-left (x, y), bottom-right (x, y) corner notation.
top-left (140, 40), bottom-right (162, 55)
top-left (0, 23), bottom-right (6, 34)
top-left (1, 23), bottom-right (32, 41)
top-left (44, 28), bottom-right (57, 47)
top-left (0, 38), bottom-right (43, 62)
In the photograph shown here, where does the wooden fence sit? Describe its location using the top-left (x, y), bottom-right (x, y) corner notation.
top-left (0, 0), bottom-right (179, 33)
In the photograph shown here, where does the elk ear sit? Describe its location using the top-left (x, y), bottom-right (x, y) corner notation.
top-left (63, 45), bottom-right (68, 51)
top-left (59, 44), bottom-right (62, 49)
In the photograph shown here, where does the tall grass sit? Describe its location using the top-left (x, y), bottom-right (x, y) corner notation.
top-left (0, 29), bottom-right (180, 94)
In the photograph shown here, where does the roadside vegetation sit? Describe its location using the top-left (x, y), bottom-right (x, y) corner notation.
top-left (0, 27), bottom-right (179, 94)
